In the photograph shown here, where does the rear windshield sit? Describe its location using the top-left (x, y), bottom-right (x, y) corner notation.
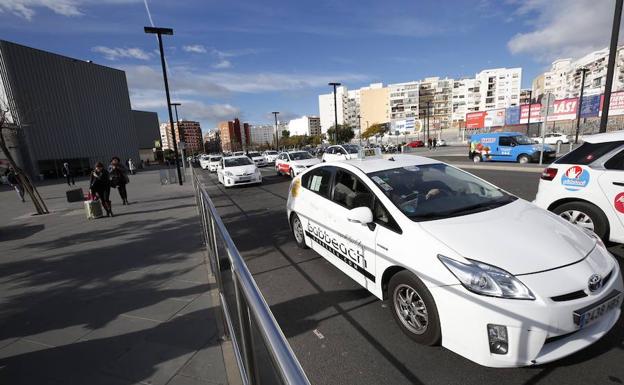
top-left (290, 151), bottom-right (313, 160)
top-left (224, 157), bottom-right (253, 167)
top-left (343, 144), bottom-right (360, 154)
top-left (209, 156), bottom-right (222, 161)
top-left (248, 152), bottom-right (261, 157)
top-left (265, 151), bottom-right (277, 155)
top-left (555, 141), bottom-right (624, 165)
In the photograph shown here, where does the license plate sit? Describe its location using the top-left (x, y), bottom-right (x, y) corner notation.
top-left (573, 290), bottom-right (622, 328)
top-left (238, 177), bottom-right (250, 182)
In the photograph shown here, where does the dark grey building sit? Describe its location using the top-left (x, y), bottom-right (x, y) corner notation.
top-left (132, 110), bottom-right (160, 162)
top-left (0, 39), bottom-right (140, 178)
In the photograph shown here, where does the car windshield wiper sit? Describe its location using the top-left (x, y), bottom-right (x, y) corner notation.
top-left (409, 197), bottom-right (515, 221)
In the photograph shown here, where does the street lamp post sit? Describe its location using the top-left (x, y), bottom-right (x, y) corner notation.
top-left (328, 82), bottom-right (341, 143)
top-left (426, 101), bottom-right (431, 144)
top-left (170, 102), bottom-right (186, 171)
top-left (525, 90), bottom-right (533, 136)
top-left (357, 114), bottom-right (362, 148)
top-left (272, 111), bottom-right (279, 150)
top-left (144, 26), bottom-right (182, 185)
top-left (600, 0), bottom-right (623, 133)
top-left (575, 67), bottom-right (589, 144)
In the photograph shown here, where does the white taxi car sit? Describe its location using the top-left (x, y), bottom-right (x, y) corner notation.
top-left (207, 155), bottom-right (222, 172)
top-left (198, 155), bottom-right (211, 170)
top-left (275, 151), bottom-right (321, 178)
top-left (321, 144), bottom-right (361, 162)
top-left (263, 150), bottom-right (279, 164)
top-left (534, 131), bottom-right (623, 243)
top-left (531, 132), bottom-right (570, 145)
top-left (216, 155), bottom-right (262, 187)
top-left (247, 151), bottom-right (267, 167)
top-left (286, 155), bottom-right (622, 368)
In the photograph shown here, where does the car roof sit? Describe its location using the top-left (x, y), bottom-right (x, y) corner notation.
top-left (582, 130), bottom-right (624, 144)
top-left (329, 154), bottom-right (441, 174)
top-left (223, 155), bottom-right (249, 160)
top-left (471, 131), bottom-right (523, 137)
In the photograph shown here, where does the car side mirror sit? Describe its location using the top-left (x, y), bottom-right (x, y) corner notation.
top-left (347, 206), bottom-right (373, 225)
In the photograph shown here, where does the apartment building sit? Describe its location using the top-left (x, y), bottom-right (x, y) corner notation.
top-left (219, 118), bottom-right (250, 152)
top-left (388, 81), bottom-right (419, 126)
top-left (249, 124), bottom-right (275, 146)
top-left (159, 120), bottom-right (203, 154)
top-left (419, 77), bottom-right (453, 130)
top-left (451, 78), bottom-right (480, 123)
top-left (520, 89), bottom-right (533, 104)
top-left (318, 85), bottom-right (347, 132)
top-left (288, 116), bottom-right (321, 136)
top-left (475, 68), bottom-right (521, 111)
top-left (359, 83), bottom-right (390, 129)
top-left (345, 90), bottom-right (361, 128)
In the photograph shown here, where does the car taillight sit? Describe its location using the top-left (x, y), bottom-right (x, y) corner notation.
top-left (541, 167), bottom-right (558, 181)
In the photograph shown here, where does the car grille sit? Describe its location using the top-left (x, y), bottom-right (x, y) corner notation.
top-left (550, 268), bottom-right (614, 302)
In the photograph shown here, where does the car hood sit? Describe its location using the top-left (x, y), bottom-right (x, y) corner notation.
top-left (292, 158), bottom-right (321, 167)
top-left (225, 165), bottom-right (257, 175)
top-left (419, 199), bottom-right (595, 275)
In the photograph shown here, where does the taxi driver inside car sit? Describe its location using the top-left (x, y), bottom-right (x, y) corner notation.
top-left (286, 154), bottom-right (623, 368)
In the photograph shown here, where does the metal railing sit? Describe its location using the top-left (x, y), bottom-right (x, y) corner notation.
top-left (192, 168), bottom-right (310, 385)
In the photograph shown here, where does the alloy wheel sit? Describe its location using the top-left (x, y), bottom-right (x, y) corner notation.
top-left (393, 284), bottom-right (428, 335)
top-left (560, 210), bottom-right (594, 231)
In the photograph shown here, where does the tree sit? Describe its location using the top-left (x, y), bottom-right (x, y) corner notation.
top-left (281, 129), bottom-right (290, 138)
top-left (0, 101), bottom-right (49, 214)
top-left (326, 124), bottom-right (355, 144)
top-left (362, 123), bottom-right (389, 139)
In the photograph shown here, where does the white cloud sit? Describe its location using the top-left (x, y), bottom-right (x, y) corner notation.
top-left (212, 59), bottom-right (232, 69)
top-left (0, 0), bottom-right (138, 21)
top-left (92, 46), bottom-right (151, 61)
top-left (182, 45), bottom-right (207, 54)
top-left (508, 0), bottom-right (621, 61)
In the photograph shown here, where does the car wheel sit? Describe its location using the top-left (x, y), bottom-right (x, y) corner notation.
top-left (290, 213), bottom-right (308, 249)
top-left (472, 154), bottom-right (482, 163)
top-left (517, 154), bottom-right (530, 164)
top-left (276, 166), bottom-right (281, 176)
top-left (289, 169), bottom-right (295, 179)
top-left (388, 271), bottom-right (441, 346)
top-left (556, 140), bottom-right (563, 146)
top-left (552, 202), bottom-right (609, 241)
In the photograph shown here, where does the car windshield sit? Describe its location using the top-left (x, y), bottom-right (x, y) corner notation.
top-left (512, 135), bottom-right (533, 145)
top-left (342, 145), bottom-right (360, 154)
top-left (224, 157), bottom-right (253, 167)
top-left (368, 164), bottom-right (516, 221)
top-left (265, 151), bottom-right (277, 155)
top-left (290, 151), bottom-right (313, 160)
top-left (209, 156), bottom-right (221, 161)
top-left (248, 152), bottom-right (261, 157)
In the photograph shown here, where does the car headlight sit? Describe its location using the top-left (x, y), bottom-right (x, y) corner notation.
top-left (224, 171), bottom-right (233, 177)
top-left (579, 226), bottom-right (606, 249)
top-left (438, 255), bottom-right (535, 300)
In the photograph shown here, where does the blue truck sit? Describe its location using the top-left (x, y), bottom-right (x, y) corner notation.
top-left (468, 132), bottom-right (556, 164)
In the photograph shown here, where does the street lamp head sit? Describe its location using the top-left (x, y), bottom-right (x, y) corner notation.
top-left (271, 111), bottom-right (279, 115)
top-left (328, 82), bottom-right (341, 87)
top-left (170, 102), bottom-right (181, 107)
top-left (144, 26), bottom-right (174, 35)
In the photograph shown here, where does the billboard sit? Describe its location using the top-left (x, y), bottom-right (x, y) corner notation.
top-left (548, 98), bottom-right (578, 121)
top-left (580, 94), bottom-right (600, 118)
top-left (505, 106), bottom-right (520, 125)
top-left (466, 111), bottom-right (486, 129)
top-left (599, 91), bottom-right (624, 116)
top-left (484, 109), bottom-right (506, 127)
top-left (519, 103), bottom-right (542, 124)
top-left (391, 118), bottom-right (416, 133)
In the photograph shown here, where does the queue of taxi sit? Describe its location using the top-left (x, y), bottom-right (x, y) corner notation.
top-left (283, 138), bottom-right (623, 368)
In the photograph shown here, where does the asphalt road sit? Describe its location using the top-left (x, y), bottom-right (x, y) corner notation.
top-left (198, 165), bottom-right (624, 385)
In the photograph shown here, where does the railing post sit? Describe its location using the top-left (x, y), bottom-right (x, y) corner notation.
top-left (234, 273), bottom-right (257, 385)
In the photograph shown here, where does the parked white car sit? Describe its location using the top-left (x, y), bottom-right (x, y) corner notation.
top-left (263, 150), bottom-right (279, 164)
top-left (321, 144), bottom-right (361, 162)
top-left (286, 155), bottom-right (622, 367)
top-left (207, 155), bottom-right (222, 172)
top-left (216, 156), bottom-right (262, 187)
top-left (247, 151), bottom-right (267, 167)
top-left (275, 151), bottom-right (321, 178)
top-left (531, 132), bottom-right (570, 145)
top-left (534, 130), bottom-right (624, 243)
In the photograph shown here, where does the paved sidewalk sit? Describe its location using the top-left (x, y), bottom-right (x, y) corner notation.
top-left (0, 170), bottom-right (229, 385)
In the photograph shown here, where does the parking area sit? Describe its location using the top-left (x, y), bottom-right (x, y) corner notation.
top-left (197, 163), bottom-right (624, 385)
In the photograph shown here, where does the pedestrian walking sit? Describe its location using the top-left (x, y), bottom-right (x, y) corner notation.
top-left (128, 158), bottom-right (136, 175)
top-left (427, 137), bottom-right (433, 150)
top-left (62, 162), bottom-right (75, 186)
top-left (6, 167), bottom-right (25, 202)
top-left (90, 161), bottom-right (113, 217)
top-left (109, 156), bottom-right (129, 205)
top-left (433, 137), bottom-right (437, 150)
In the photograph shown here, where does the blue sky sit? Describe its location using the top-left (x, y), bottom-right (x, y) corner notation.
top-left (0, 0), bottom-right (620, 132)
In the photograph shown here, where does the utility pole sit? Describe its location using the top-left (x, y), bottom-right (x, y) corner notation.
top-left (328, 82), bottom-right (341, 143)
top-left (575, 67), bottom-right (589, 144)
top-left (170, 102), bottom-right (186, 171)
top-left (525, 90), bottom-right (532, 136)
top-left (357, 114), bottom-right (362, 147)
top-left (426, 101), bottom-right (431, 144)
top-left (144, 26), bottom-right (182, 185)
top-left (600, 0), bottom-right (623, 133)
top-left (272, 111), bottom-right (279, 151)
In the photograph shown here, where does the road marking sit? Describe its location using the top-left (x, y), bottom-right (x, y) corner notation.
top-left (313, 329), bottom-right (325, 340)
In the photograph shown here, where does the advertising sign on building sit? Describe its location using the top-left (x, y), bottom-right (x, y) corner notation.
top-left (519, 104), bottom-right (542, 124)
top-left (549, 98), bottom-right (578, 121)
top-left (484, 109), bottom-right (506, 127)
top-left (466, 111), bottom-right (486, 129)
top-left (505, 106), bottom-right (520, 125)
top-left (599, 91), bottom-right (624, 116)
top-left (580, 94), bottom-right (601, 118)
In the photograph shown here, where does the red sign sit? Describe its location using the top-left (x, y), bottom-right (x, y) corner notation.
top-left (465, 111), bottom-right (486, 129)
top-left (549, 98), bottom-right (578, 121)
top-left (519, 104), bottom-right (542, 123)
top-left (615, 192), bottom-right (624, 214)
top-left (599, 91), bottom-right (624, 116)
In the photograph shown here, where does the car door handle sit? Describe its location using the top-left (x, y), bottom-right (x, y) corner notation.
top-left (613, 182), bottom-right (624, 186)
top-left (377, 244), bottom-right (388, 251)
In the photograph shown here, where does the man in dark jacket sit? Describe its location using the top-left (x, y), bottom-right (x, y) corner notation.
top-left (109, 156), bottom-right (129, 205)
top-left (90, 162), bottom-right (113, 217)
top-left (62, 162), bottom-right (75, 186)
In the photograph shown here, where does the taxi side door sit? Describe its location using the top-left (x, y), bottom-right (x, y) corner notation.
top-left (598, 148), bottom-right (624, 242)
